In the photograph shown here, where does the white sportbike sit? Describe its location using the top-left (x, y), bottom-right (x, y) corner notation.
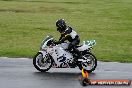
top-left (33, 35), bottom-right (97, 73)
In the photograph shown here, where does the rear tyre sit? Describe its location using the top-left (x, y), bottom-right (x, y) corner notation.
top-left (33, 52), bottom-right (53, 72)
top-left (79, 52), bottom-right (97, 73)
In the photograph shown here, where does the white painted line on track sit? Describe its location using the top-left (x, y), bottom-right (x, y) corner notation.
top-left (0, 57), bottom-right (30, 59)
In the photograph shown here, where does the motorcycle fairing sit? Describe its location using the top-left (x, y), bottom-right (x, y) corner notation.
top-left (47, 46), bottom-right (74, 68)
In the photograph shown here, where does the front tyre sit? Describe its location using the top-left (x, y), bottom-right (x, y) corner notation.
top-left (33, 52), bottom-right (53, 72)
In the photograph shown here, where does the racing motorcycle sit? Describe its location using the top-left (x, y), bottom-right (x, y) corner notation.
top-left (33, 35), bottom-right (97, 73)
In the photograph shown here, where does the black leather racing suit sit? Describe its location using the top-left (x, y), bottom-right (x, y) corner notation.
top-left (57, 26), bottom-right (81, 60)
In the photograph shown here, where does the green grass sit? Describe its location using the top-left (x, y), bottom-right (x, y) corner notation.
top-left (0, 0), bottom-right (132, 62)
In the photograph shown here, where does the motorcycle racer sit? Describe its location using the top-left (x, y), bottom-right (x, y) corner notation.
top-left (55, 19), bottom-right (82, 63)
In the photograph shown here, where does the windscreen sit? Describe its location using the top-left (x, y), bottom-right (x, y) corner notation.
top-left (40, 35), bottom-right (53, 49)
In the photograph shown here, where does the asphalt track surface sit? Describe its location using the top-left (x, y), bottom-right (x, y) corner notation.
top-left (0, 57), bottom-right (132, 88)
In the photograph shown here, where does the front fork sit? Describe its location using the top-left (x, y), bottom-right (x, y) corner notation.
top-left (38, 50), bottom-right (48, 58)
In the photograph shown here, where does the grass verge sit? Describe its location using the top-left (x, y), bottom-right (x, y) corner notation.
top-left (0, 0), bottom-right (132, 62)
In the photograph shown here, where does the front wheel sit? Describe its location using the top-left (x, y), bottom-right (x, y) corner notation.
top-left (79, 52), bottom-right (97, 73)
top-left (33, 52), bottom-right (53, 72)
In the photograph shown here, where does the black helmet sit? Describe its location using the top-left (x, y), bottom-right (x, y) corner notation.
top-left (56, 19), bottom-right (67, 29)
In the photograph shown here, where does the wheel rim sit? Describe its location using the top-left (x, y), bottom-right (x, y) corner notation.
top-left (36, 54), bottom-right (52, 70)
top-left (82, 54), bottom-right (96, 70)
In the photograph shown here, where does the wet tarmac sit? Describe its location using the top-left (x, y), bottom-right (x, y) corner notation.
top-left (0, 57), bottom-right (132, 88)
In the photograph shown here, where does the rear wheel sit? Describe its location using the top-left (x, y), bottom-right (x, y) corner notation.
top-left (79, 52), bottom-right (97, 73)
top-left (33, 52), bottom-right (53, 72)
